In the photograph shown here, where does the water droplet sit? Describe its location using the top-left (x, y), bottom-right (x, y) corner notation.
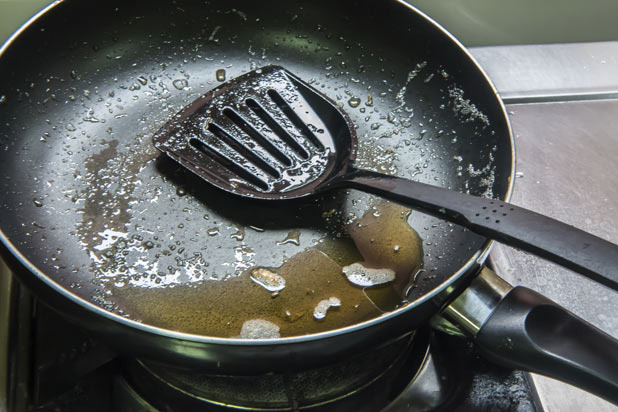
top-left (0, 95), bottom-right (7, 104)
top-left (173, 79), bottom-right (188, 90)
top-left (216, 69), bottom-right (226, 82)
top-left (516, 172), bottom-right (524, 178)
top-left (348, 96), bottom-right (361, 108)
top-left (231, 225), bottom-right (245, 241)
top-left (208, 25), bottom-right (221, 42)
top-left (137, 75), bottom-right (148, 85)
top-left (143, 240), bottom-right (155, 249)
top-left (365, 94), bottom-right (373, 106)
top-left (276, 230), bottom-right (301, 246)
top-left (176, 187), bottom-right (187, 196)
top-left (370, 123), bottom-right (381, 130)
top-left (207, 227), bottom-right (220, 236)
top-left (33, 198), bottom-right (43, 207)
top-left (66, 123), bottom-right (76, 132)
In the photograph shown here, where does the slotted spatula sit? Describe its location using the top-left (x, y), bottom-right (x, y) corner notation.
top-left (153, 65), bottom-right (618, 291)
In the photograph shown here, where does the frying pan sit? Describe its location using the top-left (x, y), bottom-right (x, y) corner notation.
top-left (0, 0), bottom-right (617, 404)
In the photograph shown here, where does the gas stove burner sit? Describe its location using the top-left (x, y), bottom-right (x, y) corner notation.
top-left (119, 330), bottom-right (437, 411)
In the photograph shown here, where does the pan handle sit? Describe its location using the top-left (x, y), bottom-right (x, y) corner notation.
top-left (441, 267), bottom-right (618, 405)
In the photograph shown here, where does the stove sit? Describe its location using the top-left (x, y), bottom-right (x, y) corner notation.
top-left (1, 20), bottom-right (618, 412)
top-left (1, 273), bottom-right (540, 412)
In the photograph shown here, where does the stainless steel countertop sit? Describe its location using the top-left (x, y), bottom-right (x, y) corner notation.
top-left (471, 42), bottom-right (618, 412)
top-left (471, 42), bottom-right (618, 102)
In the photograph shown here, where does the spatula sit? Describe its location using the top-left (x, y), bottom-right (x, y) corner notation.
top-left (153, 65), bottom-right (618, 291)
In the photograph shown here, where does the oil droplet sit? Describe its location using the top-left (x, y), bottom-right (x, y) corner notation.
top-left (239, 319), bottom-right (280, 339)
top-left (276, 230), bottom-right (301, 246)
top-left (173, 79), bottom-right (188, 90)
top-left (176, 187), bottom-right (187, 197)
top-left (348, 96), bottom-right (361, 108)
top-left (250, 267), bottom-right (286, 292)
top-left (365, 94), bottom-right (373, 106)
top-left (137, 75), bottom-right (148, 85)
top-left (0, 95), bottom-right (6, 104)
top-left (342, 263), bottom-right (395, 287)
top-left (33, 198), bottom-right (43, 207)
top-left (216, 69), bottom-right (226, 82)
top-left (313, 297), bottom-right (341, 320)
top-left (207, 228), bottom-right (220, 236)
top-left (516, 172), bottom-right (524, 178)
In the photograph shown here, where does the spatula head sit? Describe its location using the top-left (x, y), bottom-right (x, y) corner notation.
top-left (153, 66), bottom-right (357, 199)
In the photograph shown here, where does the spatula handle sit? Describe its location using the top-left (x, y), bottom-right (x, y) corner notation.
top-left (342, 168), bottom-right (618, 291)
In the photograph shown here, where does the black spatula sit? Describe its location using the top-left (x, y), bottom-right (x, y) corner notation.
top-left (153, 65), bottom-right (618, 291)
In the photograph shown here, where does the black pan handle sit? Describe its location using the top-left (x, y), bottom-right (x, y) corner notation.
top-left (341, 168), bottom-right (618, 291)
top-left (475, 286), bottom-right (618, 405)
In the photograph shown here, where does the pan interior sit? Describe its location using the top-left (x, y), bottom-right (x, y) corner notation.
top-left (0, 0), bottom-right (511, 339)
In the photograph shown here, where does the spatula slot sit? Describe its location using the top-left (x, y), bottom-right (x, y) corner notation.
top-left (266, 89), bottom-right (325, 152)
top-left (205, 122), bottom-right (281, 179)
top-left (189, 138), bottom-right (269, 191)
top-left (245, 98), bottom-right (310, 160)
top-left (222, 108), bottom-right (292, 167)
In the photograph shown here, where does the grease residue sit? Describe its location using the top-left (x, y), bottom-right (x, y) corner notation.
top-left (112, 249), bottom-right (383, 337)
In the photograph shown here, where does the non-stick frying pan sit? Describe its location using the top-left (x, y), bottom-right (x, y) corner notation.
top-left (0, 0), bottom-right (617, 404)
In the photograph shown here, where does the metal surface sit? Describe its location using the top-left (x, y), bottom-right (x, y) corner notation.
top-left (3, 278), bottom-right (34, 412)
top-left (124, 334), bottom-right (422, 411)
top-left (471, 41), bottom-right (618, 412)
top-left (0, 0), bottom-right (513, 372)
top-left (470, 41), bottom-right (618, 103)
top-left (404, 0), bottom-right (618, 47)
top-left (0, 260), bottom-right (11, 411)
top-left (491, 100), bottom-right (618, 412)
top-left (383, 347), bottom-right (447, 412)
top-left (441, 267), bottom-right (511, 336)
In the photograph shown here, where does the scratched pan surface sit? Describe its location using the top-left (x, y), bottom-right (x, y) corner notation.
top-left (0, 0), bottom-right (512, 371)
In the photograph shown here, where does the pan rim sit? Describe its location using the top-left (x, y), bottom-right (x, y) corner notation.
top-left (0, 0), bottom-right (515, 346)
